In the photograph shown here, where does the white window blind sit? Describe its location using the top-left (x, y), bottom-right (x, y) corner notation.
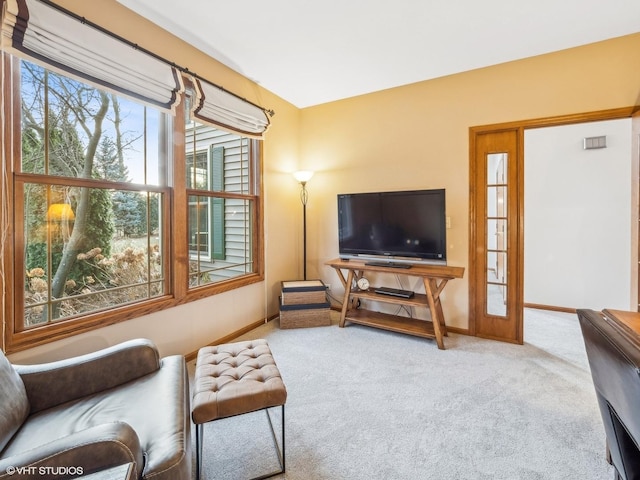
top-left (191, 76), bottom-right (270, 138)
top-left (1, 0), bottom-right (183, 112)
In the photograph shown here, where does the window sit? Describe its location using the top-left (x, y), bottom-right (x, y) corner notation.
top-left (185, 122), bottom-right (259, 287)
top-left (1, 56), bottom-right (264, 352)
top-left (16, 59), bottom-right (169, 328)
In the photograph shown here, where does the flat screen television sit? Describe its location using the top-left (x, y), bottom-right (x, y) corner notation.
top-left (337, 189), bottom-right (447, 266)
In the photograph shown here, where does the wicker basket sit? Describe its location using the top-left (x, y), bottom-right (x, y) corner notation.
top-left (281, 280), bottom-right (328, 305)
top-left (279, 302), bottom-right (331, 329)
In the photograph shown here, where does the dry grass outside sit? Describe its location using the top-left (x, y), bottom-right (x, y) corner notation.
top-left (24, 235), bottom-right (163, 327)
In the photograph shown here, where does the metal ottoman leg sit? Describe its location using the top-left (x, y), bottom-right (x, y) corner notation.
top-left (196, 423), bottom-right (203, 480)
top-left (250, 404), bottom-right (286, 480)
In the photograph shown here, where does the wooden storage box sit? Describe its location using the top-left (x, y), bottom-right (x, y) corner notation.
top-left (279, 301), bottom-right (331, 329)
top-left (281, 280), bottom-right (328, 305)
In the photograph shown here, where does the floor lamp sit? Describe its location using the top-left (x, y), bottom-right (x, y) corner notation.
top-left (293, 171), bottom-right (314, 280)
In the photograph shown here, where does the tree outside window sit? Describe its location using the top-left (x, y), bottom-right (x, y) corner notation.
top-left (18, 60), bottom-right (167, 328)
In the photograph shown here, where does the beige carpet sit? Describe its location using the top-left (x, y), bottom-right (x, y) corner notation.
top-left (189, 308), bottom-right (613, 479)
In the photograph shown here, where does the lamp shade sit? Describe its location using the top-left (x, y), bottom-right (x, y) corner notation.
top-left (47, 203), bottom-right (75, 221)
top-left (293, 170), bottom-right (314, 183)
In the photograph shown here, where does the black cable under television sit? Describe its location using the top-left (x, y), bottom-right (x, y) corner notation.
top-left (337, 189), bottom-right (447, 268)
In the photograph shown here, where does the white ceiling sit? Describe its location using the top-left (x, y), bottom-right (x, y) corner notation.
top-left (117, 0), bottom-right (640, 108)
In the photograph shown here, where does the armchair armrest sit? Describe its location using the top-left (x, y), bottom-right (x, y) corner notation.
top-left (0, 422), bottom-right (143, 480)
top-left (14, 338), bottom-right (160, 413)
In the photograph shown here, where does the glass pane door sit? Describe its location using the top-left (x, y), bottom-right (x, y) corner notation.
top-left (487, 154), bottom-right (508, 317)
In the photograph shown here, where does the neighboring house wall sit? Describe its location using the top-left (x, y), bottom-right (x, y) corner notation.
top-left (186, 125), bottom-right (251, 276)
top-left (524, 118), bottom-right (633, 311)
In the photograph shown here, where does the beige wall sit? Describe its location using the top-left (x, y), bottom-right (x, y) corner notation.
top-left (8, 2), bottom-right (640, 361)
top-left (300, 33), bottom-right (640, 330)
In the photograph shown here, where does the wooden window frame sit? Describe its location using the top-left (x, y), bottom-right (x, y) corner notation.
top-left (0, 54), bottom-right (264, 353)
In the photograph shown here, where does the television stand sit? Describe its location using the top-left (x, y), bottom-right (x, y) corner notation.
top-left (364, 261), bottom-right (412, 269)
top-left (326, 258), bottom-right (465, 349)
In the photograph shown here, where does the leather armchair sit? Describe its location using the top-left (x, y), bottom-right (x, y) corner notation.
top-left (578, 309), bottom-right (640, 480)
top-left (0, 339), bottom-right (191, 480)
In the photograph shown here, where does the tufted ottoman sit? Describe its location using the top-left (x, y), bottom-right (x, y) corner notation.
top-left (192, 339), bottom-right (287, 480)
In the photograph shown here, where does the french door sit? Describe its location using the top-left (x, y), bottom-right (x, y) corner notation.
top-left (470, 128), bottom-right (523, 344)
top-left (470, 108), bottom-right (636, 343)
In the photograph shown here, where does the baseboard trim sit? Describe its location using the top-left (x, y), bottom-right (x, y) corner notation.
top-left (185, 314), bottom-right (279, 362)
top-left (524, 303), bottom-right (577, 314)
top-left (446, 326), bottom-right (470, 336)
top-left (185, 308), bottom-right (473, 360)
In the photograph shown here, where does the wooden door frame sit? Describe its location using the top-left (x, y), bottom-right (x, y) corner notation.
top-left (469, 106), bottom-right (638, 339)
top-left (633, 109), bottom-right (640, 311)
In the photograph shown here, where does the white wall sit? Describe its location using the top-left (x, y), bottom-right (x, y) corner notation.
top-left (524, 118), bottom-right (633, 311)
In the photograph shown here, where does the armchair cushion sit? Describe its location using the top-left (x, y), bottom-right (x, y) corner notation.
top-left (0, 349), bottom-right (29, 452)
top-left (0, 422), bottom-right (143, 479)
top-left (14, 338), bottom-right (160, 414)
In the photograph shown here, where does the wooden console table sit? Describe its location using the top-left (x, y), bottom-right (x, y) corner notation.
top-left (326, 258), bottom-right (464, 349)
top-left (602, 309), bottom-right (640, 344)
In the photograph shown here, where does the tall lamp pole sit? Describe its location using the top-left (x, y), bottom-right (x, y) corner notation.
top-left (293, 171), bottom-right (314, 280)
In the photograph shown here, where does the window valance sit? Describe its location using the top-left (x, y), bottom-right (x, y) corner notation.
top-left (1, 0), bottom-right (183, 112)
top-left (1, 0), bottom-right (272, 136)
top-left (190, 76), bottom-right (271, 138)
